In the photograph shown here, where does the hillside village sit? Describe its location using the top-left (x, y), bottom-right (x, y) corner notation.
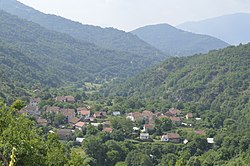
top-left (19, 96), bottom-right (215, 145)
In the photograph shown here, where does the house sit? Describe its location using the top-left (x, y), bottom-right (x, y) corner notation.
top-left (55, 96), bottom-right (75, 103)
top-left (142, 124), bottom-right (155, 132)
top-left (90, 123), bottom-right (101, 127)
top-left (18, 109), bottom-right (28, 115)
top-left (155, 112), bottom-right (163, 117)
top-left (36, 118), bottom-right (48, 126)
top-left (161, 133), bottom-right (181, 143)
top-left (169, 116), bottom-right (181, 123)
top-left (133, 127), bottom-right (140, 131)
top-left (57, 129), bottom-right (72, 140)
top-left (127, 112), bottom-right (142, 122)
top-left (61, 109), bottom-right (75, 122)
top-left (112, 111), bottom-right (121, 116)
top-left (77, 108), bottom-right (91, 118)
top-left (183, 139), bottom-right (189, 144)
top-left (24, 105), bottom-right (40, 116)
top-left (74, 122), bottom-right (85, 130)
top-left (158, 115), bottom-right (168, 119)
top-left (140, 133), bottom-right (149, 140)
top-left (69, 117), bottom-right (80, 125)
top-left (46, 106), bottom-right (60, 114)
top-left (30, 98), bottom-right (41, 106)
top-left (165, 108), bottom-right (182, 116)
top-left (195, 130), bottom-right (205, 135)
top-left (195, 118), bottom-right (202, 121)
top-left (55, 96), bottom-right (66, 102)
top-left (103, 127), bottom-right (113, 133)
top-left (186, 113), bottom-right (193, 120)
top-left (102, 121), bottom-right (111, 128)
top-left (89, 117), bottom-right (95, 122)
top-left (142, 110), bottom-right (154, 118)
top-left (76, 137), bottom-right (85, 144)
top-left (94, 112), bottom-right (106, 118)
top-left (65, 96), bottom-right (75, 103)
top-left (207, 138), bottom-right (215, 144)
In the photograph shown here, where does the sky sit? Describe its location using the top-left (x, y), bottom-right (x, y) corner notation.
top-left (18, 0), bottom-right (250, 31)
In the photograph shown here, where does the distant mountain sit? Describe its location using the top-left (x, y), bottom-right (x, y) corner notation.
top-left (0, 0), bottom-right (165, 59)
top-left (131, 24), bottom-right (229, 56)
top-left (0, 10), bottom-right (166, 102)
top-left (177, 13), bottom-right (250, 45)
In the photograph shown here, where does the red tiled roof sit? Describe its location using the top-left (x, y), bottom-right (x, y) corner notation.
top-left (65, 96), bottom-right (75, 102)
top-left (46, 106), bottom-right (60, 113)
top-left (144, 124), bottom-right (155, 130)
top-left (186, 113), bottom-right (193, 118)
top-left (195, 130), bottom-right (205, 135)
top-left (132, 112), bottom-right (142, 119)
top-left (169, 116), bottom-right (181, 122)
top-left (166, 108), bottom-right (182, 115)
top-left (155, 112), bottom-right (163, 117)
top-left (69, 117), bottom-right (80, 124)
top-left (158, 115), bottom-right (168, 119)
top-left (142, 110), bottom-right (154, 117)
top-left (62, 109), bottom-right (75, 117)
top-left (79, 109), bottom-right (90, 116)
top-left (74, 122), bottom-right (85, 127)
top-left (167, 133), bottom-right (180, 139)
top-left (103, 127), bottom-right (113, 133)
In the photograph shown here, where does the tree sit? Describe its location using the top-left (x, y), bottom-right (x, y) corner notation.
top-left (0, 101), bottom-right (47, 165)
top-left (82, 136), bottom-right (107, 166)
top-left (86, 125), bottom-right (98, 135)
top-left (159, 153), bottom-right (178, 166)
top-left (126, 150), bottom-right (153, 166)
top-left (67, 148), bottom-right (86, 166)
top-left (106, 150), bottom-right (120, 166)
top-left (187, 156), bottom-right (201, 166)
top-left (46, 133), bottom-right (67, 165)
top-left (110, 117), bottom-right (133, 138)
top-left (11, 99), bottom-right (25, 111)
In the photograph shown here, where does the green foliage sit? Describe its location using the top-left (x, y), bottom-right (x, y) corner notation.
top-left (0, 101), bottom-right (46, 165)
top-left (82, 136), bottom-right (107, 166)
top-left (0, 9), bottom-right (167, 103)
top-left (46, 133), bottom-right (67, 166)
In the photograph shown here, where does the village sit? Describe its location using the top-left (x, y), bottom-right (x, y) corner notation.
top-left (19, 95), bottom-right (215, 145)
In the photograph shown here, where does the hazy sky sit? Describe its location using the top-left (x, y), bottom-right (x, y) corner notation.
top-left (18, 0), bottom-right (250, 31)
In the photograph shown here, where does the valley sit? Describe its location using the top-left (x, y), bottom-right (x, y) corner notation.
top-left (0, 0), bottom-right (250, 166)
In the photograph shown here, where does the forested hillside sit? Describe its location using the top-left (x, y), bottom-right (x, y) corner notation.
top-left (104, 43), bottom-right (250, 116)
top-left (0, 10), bottom-right (167, 103)
top-left (97, 43), bottom-right (250, 165)
top-left (131, 24), bottom-right (229, 56)
top-left (0, 0), bottom-right (165, 58)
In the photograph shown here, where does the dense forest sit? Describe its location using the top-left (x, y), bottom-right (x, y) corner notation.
top-left (0, 10), bottom-right (167, 103)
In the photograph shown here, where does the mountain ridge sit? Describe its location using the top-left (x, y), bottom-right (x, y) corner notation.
top-left (0, 0), bottom-right (166, 59)
top-left (177, 13), bottom-right (250, 45)
top-left (131, 23), bottom-right (229, 56)
top-left (0, 10), bottom-right (166, 102)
